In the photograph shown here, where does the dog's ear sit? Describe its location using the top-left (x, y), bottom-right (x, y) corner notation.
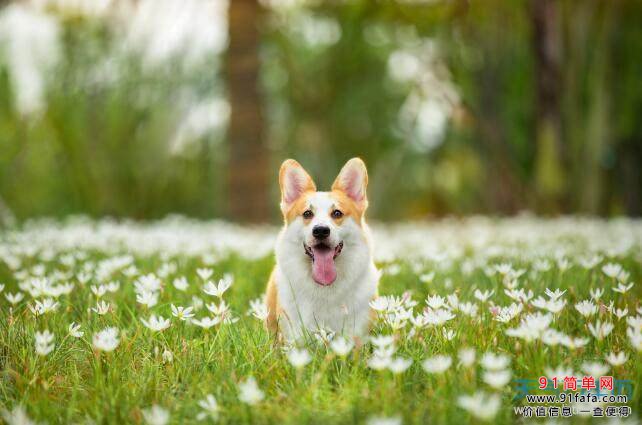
top-left (279, 159), bottom-right (316, 210)
top-left (332, 158), bottom-right (368, 209)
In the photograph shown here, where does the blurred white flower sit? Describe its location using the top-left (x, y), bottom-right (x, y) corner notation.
top-left (68, 322), bottom-right (83, 338)
top-left (368, 355), bottom-right (391, 371)
top-left (480, 352), bottom-right (511, 371)
top-left (366, 416), bottom-right (402, 425)
top-left (196, 268), bottom-right (213, 280)
top-left (1, 405), bottom-right (37, 425)
top-left (457, 391), bottom-right (500, 421)
top-left (588, 320), bottom-right (614, 340)
top-left (612, 282), bottom-right (634, 294)
top-left (196, 394), bottom-right (220, 421)
top-left (162, 349), bottom-right (173, 364)
top-left (388, 357), bottom-right (412, 374)
top-left (422, 355), bottom-right (452, 374)
top-left (171, 305), bottom-right (195, 321)
top-left (425, 294), bottom-right (446, 309)
top-left (203, 275), bottom-right (232, 298)
top-left (575, 300), bottom-right (598, 318)
top-left (544, 288), bottom-right (566, 300)
top-left (370, 335), bottom-right (394, 348)
top-left (247, 298), bottom-right (269, 321)
top-left (287, 348), bottom-right (312, 369)
top-left (0, 3), bottom-right (61, 115)
top-left (605, 351), bottom-right (628, 367)
top-left (589, 287), bottom-right (604, 301)
top-left (238, 377), bottom-right (264, 405)
top-left (191, 316), bottom-right (221, 329)
top-left (92, 327), bottom-right (120, 352)
top-left (581, 361), bottom-right (609, 378)
top-left (136, 290), bottom-right (159, 308)
top-left (142, 405), bottom-right (169, 425)
top-left (5, 291), bottom-right (24, 305)
top-left (483, 369), bottom-right (511, 389)
top-left (141, 314), bottom-right (171, 332)
top-left (90, 284), bottom-right (107, 297)
top-left (458, 348), bottom-right (475, 367)
top-left (330, 336), bottom-right (354, 357)
top-left (35, 329), bottom-right (55, 356)
top-left (173, 276), bottom-right (189, 291)
top-left (91, 300), bottom-right (111, 315)
top-left (473, 289), bottom-right (494, 302)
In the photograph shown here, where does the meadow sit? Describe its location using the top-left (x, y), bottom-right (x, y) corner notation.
top-left (0, 216), bottom-right (640, 424)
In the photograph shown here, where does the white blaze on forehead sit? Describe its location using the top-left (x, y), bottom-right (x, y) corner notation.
top-left (306, 192), bottom-right (335, 218)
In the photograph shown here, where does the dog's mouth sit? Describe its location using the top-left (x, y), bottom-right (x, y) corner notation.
top-left (304, 241), bottom-right (343, 286)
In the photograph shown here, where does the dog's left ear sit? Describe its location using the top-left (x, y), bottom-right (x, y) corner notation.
top-left (332, 158), bottom-right (368, 210)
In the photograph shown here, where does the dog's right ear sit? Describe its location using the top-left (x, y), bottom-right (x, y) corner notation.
top-left (279, 159), bottom-right (316, 211)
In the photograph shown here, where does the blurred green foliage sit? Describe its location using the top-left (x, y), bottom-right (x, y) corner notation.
top-left (0, 0), bottom-right (640, 221)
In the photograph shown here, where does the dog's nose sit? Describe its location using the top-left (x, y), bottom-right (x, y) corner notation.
top-left (312, 225), bottom-right (330, 240)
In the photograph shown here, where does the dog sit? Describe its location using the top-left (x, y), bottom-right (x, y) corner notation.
top-left (265, 158), bottom-right (379, 341)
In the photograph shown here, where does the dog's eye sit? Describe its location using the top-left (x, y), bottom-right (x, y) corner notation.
top-left (303, 210), bottom-right (313, 219)
top-left (331, 209), bottom-right (343, 219)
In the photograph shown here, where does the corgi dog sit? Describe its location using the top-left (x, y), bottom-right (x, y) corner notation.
top-left (265, 158), bottom-right (379, 340)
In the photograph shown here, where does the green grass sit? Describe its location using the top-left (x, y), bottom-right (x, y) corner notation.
top-left (0, 220), bottom-right (641, 424)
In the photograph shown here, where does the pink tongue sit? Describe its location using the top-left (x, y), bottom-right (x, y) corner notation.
top-left (312, 246), bottom-right (337, 285)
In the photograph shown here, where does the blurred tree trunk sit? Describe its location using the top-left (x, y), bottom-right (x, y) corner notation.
top-left (531, 0), bottom-right (566, 213)
top-left (226, 0), bottom-right (269, 222)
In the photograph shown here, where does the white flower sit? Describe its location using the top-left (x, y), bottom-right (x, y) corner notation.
top-left (627, 315), bottom-right (642, 330)
top-left (366, 416), bottom-right (402, 425)
top-left (142, 405), bottom-right (169, 425)
top-left (458, 302), bottom-right (478, 318)
top-left (1, 405), bottom-right (37, 425)
top-left (91, 300), bottom-right (111, 315)
top-left (196, 394), bottom-right (220, 421)
top-left (92, 327), bottom-right (120, 352)
top-left (422, 355), bottom-right (452, 374)
top-left (559, 334), bottom-right (589, 350)
top-left (423, 309), bottom-right (455, 326)
top-left (419, 272), bottom-right (435, 284)
top-left (369, 297), bottom-right (389, 312)
top-left (627, 326), bottom-right (642, 351)
top-left (601, 263), bottom-right (622, 278)
top-left (605, 351), bottom-right (628, 367)
top-left (171, 304), bottom-right (195, 321)
top-left (483, 369), bottom-right (512, 389)
top-left (135, 274), bottom-right (162, 293)
top-left (68, 322), bottom-right (83, 338)
top-left (544, 365), bottom-right (575, 381)
top-left (330, 337), bottom-right (354, 357)
top-left (588, 320), bottom-right (614, 340)
top-left (206, 300), bottom-right (230, 316)
top-left (136, 290), bottom-right (159, 308)
top-left (425, 294), bottom-right (446, 309)
top-left (505, 312), bottom-right (553, 342)
top-left (613, 308), bottom-right (628, 320)
top-left (458, 348), bottom-right (475, 367)
top-left (287, 348), bottom-right (312, 369)
top-left (191, 316), bottom-right (221, 329)
top-left (581, 361), bottom-right (609, 378)
top-left (457, 391), bottom-right (501, 421)
top-left (589, 288), bottom-right (604, 300)
top-left (368, 355), bottom-right (391, 371)
top-left (473, 289), bottom-right (494, 302)
top-left (162, 349), bottom-right (173, 364)
top-left (29, 298), bottom-right (59, 315)
top-left (238, 377), bottom-right (264, 405)
top-left (203, 275), bottom-right (233, 298)
top-left (196, 268), bottom-right (213, 280)
top-left (247, 298), bottom-right (269, 321)
top-left (141, 314), bottom-right (171, 332)
top-left (370, 335), bottom-right (394, 348)
top-left (493, 303), bottom-right (523, 323)
top-left (5, 291), bottom-right (24, 305)
top-left (575, 300), bottom-right (598, 318)
top-left (35, 329), bottom-right (55, 356)
top-left (173, 276), bottom-right (189, 291)
top-left (612, 282), bottom-right (634, 294)
top-left (480, 352), bottom-right (511, 371)
top-left (544, 288), bottom-right (566, 300)
top-left (90, 284), bottom-right (107, 297)
top-left (388, 357), bottom-right (412, 374)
